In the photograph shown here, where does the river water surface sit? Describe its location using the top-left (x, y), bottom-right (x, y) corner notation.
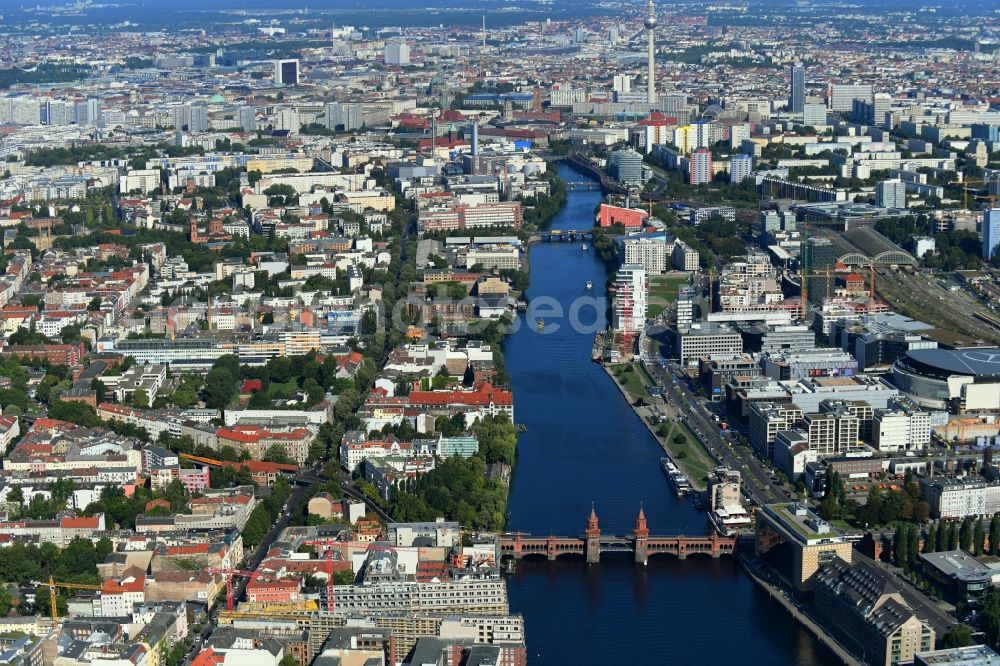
top-left (502, 163), bottom-right (839, 665)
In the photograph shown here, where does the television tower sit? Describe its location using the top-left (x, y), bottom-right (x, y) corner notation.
top-left (644, 0), bottom-right (657, 105)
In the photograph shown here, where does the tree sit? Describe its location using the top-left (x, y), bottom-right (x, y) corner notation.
top-left (163, 479), bottom-right (188, 512)
top-left (87, 296), bottom-right (102, 312)
top-left (960, 516), bottom-right (974, 552)
top-left (991, 515), bottom-right (1000, 556)
top-left (6, 486), bottom-right (23, 517)
top-left (263, 444), bottom-right (294, 465)
top-left (942, 623), bottom-right (974, 649)
top-left (48, 400), bottom-right (100, 427)
top-left (132, 388), bottom-right (149, 409)
top-left (894, 525), bottom-right (909, 568)
top-left (937, 521), bottom-right (950, 552)
top-left (203, 368), bottom-right (237, 409)
top-left (975, 517), bottom-right (986, 556)
top-left (925, 522), bottom-right (937, 554)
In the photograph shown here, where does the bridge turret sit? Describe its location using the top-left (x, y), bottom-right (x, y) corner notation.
top-left (585, 505), bottom-right (601, 564)
top-left (634, 505), bottom-right (649, 565)
top-left (634, 506), bottom-right (649, 538)
top-left (585, 505), bottom-right (600, 537)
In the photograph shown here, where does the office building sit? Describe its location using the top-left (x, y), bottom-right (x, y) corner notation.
top-left (74, 97), bottom-right (102, 127)
top-left (916, 645), bottom-right (1000, 666)
top-left (802, 237), bottom-right (838, 304)
top-left (45, 100), bottom-right (74, 126)
top-left (609, 148), bottom-right (644, 185)
top-left (385, 41), bottom-right (411, 66)
top-left (749, 403), bottom-right (804, 459)
top-left (325, 102), bottom-right (363, 131)
top-left (676, 288), bottom-right (696, 328)
top-left (274, 59), bottom-right (300, 85)
top-left (613, 75), bottom-right (632, 94)
top-left (172, 105), bottom-right (208, 133)
top-left (789, 62), bottom-right (805, 113)
top-left (983, 209), bottom-right (1000, 260)
top-left (799, 410), bottom-right (857, 457)
top-left (276, 108), bottom-right (300, 133)
top-left (689, 148), bottom-right (713, 185)
top-left (876, 179), bottom-right (906, 209)
top-left (672, 240), bottom-right (700, 271)
top-left (677, 322), bottom-right (742, 365)
top-left (730, 154), bottom-right (753, 183)
top-left (829, 84), bottom-right (874, 112)
top-left (814, 558), bottom-right (935, 666)
top-left (612, 264), bottom-right (647, 333)
top-left (802, 103), bottom-right (827, 126)
top-left (873, 401), bottom-right (930, 452)
top-left (622, 236), bottom-right (670, 275)
top-left (755, 502), bottom-right (853, 591)
top-left (238, 106), bottom-right (257, 132)
top-left (920, 478), bottom-right (1000, 519)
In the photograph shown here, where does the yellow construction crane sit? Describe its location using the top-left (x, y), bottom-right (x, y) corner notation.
top-left (46, 576), bottom-right (101, 627)
top-left (799, 268), bottom-right (834, 319)
top-left (948, 178), bottom-right (988, 209)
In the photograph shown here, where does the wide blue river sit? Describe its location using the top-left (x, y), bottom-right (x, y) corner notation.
top-left (502, 163), bottom-right (838, 665)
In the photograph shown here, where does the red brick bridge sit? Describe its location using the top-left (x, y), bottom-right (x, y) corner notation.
top-left (499, 507), bottom-right (737, 564)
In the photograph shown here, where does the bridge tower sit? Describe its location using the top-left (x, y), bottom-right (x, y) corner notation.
top-left (585, 505), bottom-right (601, 564)
top-left (633, 506), bottom-right (649, 565)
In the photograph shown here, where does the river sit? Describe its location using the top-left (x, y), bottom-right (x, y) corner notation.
top-left (502, 163), bottom-right (840, 665)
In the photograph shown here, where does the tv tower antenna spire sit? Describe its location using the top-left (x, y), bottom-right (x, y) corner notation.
top-left (644, 0), bottom-right (657, 105)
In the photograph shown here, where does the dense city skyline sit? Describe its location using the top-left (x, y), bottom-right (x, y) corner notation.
top-left (0, 1), bottom-right (997, 665)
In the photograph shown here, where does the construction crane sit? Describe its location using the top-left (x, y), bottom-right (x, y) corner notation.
top-left (46, 576), bottom-right (101, 627)
top-left (799, 268), bottom-right (834, 319)
top-left (206, 567), bottom-right (280, 612)
top-left (298, 539), bottom-right (341, 614)
top-left (299, 539), bottom-right (415, 614)
top-left (948, 178), bottom-right (988, 209)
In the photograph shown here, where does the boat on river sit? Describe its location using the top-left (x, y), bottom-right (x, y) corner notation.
top-left (586, 280), bottom-right (593, 290)
top-left (582, 243), bottom-right (588, 251)
top-left (660, 457), bottom-right (691, 496)
top-left (536, 319), bottom-right (545, 331)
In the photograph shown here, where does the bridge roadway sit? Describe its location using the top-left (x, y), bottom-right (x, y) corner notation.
top-left (535, 228), bottom-right (594, 241)
top-left (499, 507), bottom-right (738, 565)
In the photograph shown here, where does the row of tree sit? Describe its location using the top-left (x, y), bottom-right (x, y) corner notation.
top-left (240, 477), bottom-right (293, 547)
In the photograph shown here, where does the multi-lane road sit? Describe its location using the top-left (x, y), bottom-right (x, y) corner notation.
top-left (639, 334), bottom-right (785, 507)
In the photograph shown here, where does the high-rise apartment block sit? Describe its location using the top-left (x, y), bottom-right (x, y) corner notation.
top-left (612, 264), bottom-right (647, 333)
top-left (875, 179), bottom-right (906, 209)
top-left (385, 42), bottom-right (411, 66)
top-left (689, 148), bottom-right (713, 185)
top-left (274, 59), bottom-right (300, 85)
top-left (983, 209), bottom-right (1000, 260)
top-left (829, 84), bottom-right (873, 112)
top-left (730, 154), bottom-right (752, 183)
top-left (789, 62), bottom-right (805, 113)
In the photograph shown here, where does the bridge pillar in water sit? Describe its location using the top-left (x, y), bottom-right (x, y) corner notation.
top-left (585, 507), bottom-right (601, 564)
top-left (677, 535), bottom-right (687, 560)
top-left (546, 535), bottom-right (558, 561)
top-left (633, 506), bottom-right (649, 565)
top-left (711, 533), bottom-right (722, 558)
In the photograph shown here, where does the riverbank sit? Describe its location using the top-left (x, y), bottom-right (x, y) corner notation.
top-left (603, 363), bottom-right (714, 491)
top-left (503, 161), bottom-right (843, 666)
top-left (740, 556), bottom-right (862, 666)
